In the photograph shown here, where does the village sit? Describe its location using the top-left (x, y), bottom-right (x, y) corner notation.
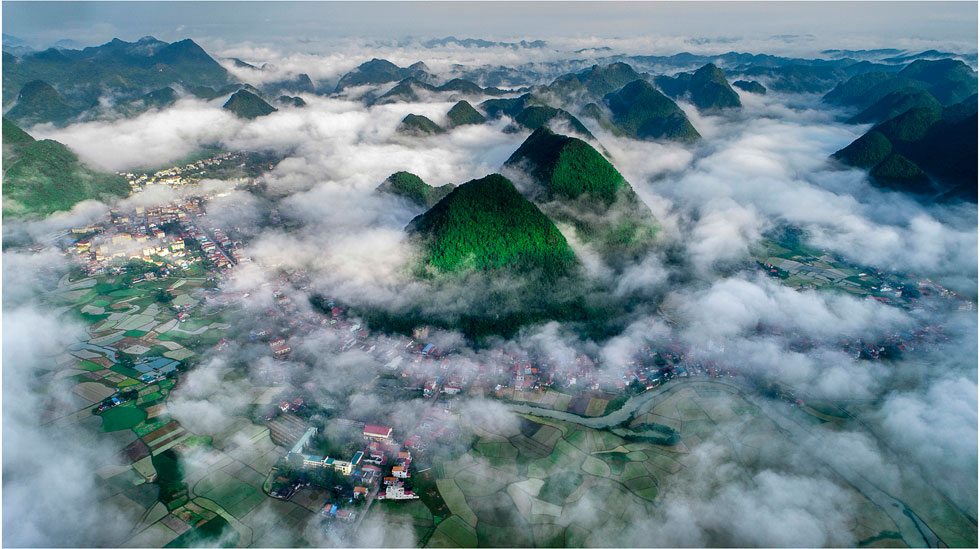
top-left (33, 153), bottom-right (973, 543)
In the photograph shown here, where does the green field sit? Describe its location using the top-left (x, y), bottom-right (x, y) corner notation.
top-left (100, 404), bottom-right (146, 432)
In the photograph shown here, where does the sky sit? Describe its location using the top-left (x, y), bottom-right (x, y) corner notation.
top-left (3, 1), bottom-right (978, 56)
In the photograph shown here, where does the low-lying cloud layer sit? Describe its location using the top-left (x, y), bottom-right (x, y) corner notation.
top-left (5, 38), bottom-right (977, 547)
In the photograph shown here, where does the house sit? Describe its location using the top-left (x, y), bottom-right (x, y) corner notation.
top-left (353, 486), bottom-right (368, 499)
top-left (363, 424), bottom-right (393, 441)
top-left (377, 483), bottom-right (418, 501)
top-left (392, 466), bottom-right (409, 479)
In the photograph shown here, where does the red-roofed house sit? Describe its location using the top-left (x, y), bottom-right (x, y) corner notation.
top-left (363, 424), bottom-right (393, 441)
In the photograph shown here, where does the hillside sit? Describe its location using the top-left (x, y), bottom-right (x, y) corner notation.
top-left (446, 100), bottom-right (486, 127)
top-left (334, 59), bottom-right (430, 92)
top-left (2, 118), bottom-right (131, 216)
top-left (222, 89), bottom-right (277, 119)
top-left (397, 114), bottom-right (444, 136)
top-left (503, 127), bottom-right (658, 256)
top-left (546, 62), bottom-right (644, 101)
top-left (603, 80), bottom-right (700, 142)
top-left (376, 171), bottom-right (454, 208)
top-left (825, 59), bottom-right (977, 108)
top-left (2, 36), bottom-right (230, 109)
top-left (655, 64), bottom-right (741, 111)
top-left (733, 80), bottom-right (766, 94)
top-left (848, 88), bottom-right (942, 124)
top-left (406, 173), bottom-right (578, 278)
top-left (834, 97), bottom-right (978, 201)
top-left (4, 80), bottom-right (76, 126)
top-left (513, 106), bottom-right (595, 140)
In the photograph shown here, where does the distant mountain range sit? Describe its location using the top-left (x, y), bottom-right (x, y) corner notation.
top-left (3, 36), bottom-right (230, 111)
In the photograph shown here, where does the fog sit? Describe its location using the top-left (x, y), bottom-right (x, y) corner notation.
top-left (3, 34), bottom-right (977, 547)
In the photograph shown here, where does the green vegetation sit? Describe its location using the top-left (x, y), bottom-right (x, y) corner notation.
top-left (163, 515), bottom-right (237, 548)
top-left (897, 58), bottom-right (978, 105)
top-left (376, 171), bottom-right (454, 208)
top-left (2, 118), bottom-right (131, 216)
top-left (153, 449), bottom-right (189, 507)
top-left (833, 130), bottom-right (893, 168)
top-left (406, 173), bottom-right (578, 278)
top-left (334, 58), bottom-right (427, 92)
top-left (514, 106), bottom-right (595, 140)
top-left (115, 87), bottom-right (178, 118)
top-left (3, 37), bottom-right (230, 110)
top-left (870, 153), bottom-right (930, 192)
top-left (398, 113), bottom-right (444, 135)
top-left (100, 404), bottom-right (146, 432)
top-left (656, 63), bottom-right (741, 111)
top-left (546, 62), bottom-right (643, 101)
top-left (733, 80), bottom-right (766, 94)
top-left (4, 80), bottom-right (75, 126)
top-left (446, 100), bottom-right (486, 127)
top-left (504, 127), bottom-right (659, 255)
top-left (222, 89), bottom-right (276, 119)
top-left (603, 79), bottom-right (700, 142)
top-left (848, 88), bottom-right (942, 124)
top-left (537, 471), bottom-right (583, 505)
top-left (506, 127), bottom-right (624, 205)
top-left (834, 97), bottom-right (978, 200)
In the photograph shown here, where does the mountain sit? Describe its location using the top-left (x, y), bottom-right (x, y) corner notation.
top-left (825, 59), bottom-right (977, 108)
top-left (446, 100), bottom-right (485, 127)
top-left (373, 76), bottom-right (506, 105)
top-left (655, 64), bottom-right (741, 111)
top-left (334, 58), bottom-right (430, 92)
top-left (602, 80), bottom-right (700, 142)
top-left (2, 118), bottom-right (130, 216)
top-left (114, 86), bottom-right (178, 118)
top-left (503, 127), bottom-right (659, 257)
top-left (277, 95), bottom-right (306, 108)
top-left (3, 37), bottom-right (230, 109)
top-left (422, 37), bottom-right (547, 49)
top-left (741, 65), bottom-right (849, 93)
top-left (546, 62), bottom-right (644, 102)
top-left (897, 59), bottom-right (977, 105)
top-left (733, 80), bottom-right (766, 94)
top-left (480, 93), bottom-right (536, 118)
top-left (376, 171), bottom-right (454, 208)
top-left (513, 106), bottom-right (594, 140)
top-left (834, 97), bottom-right (978, 201)
top-left (847, 88), bottom-right (941, 124)
top-left (222, 89), bottom-right (277, 119)
top-left (3, 80), bottom-right (76, 126)
top-left (397, 114), bottom-right (444, 136)
top-left (261, 73), bottom-right (315, 96)
top-left (406, 173), bottom-right (577, 278)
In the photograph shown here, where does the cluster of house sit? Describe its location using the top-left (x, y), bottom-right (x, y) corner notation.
top-left (277, 422), bottom-right (420, 522)
top-left (64, 200), bottom-right (212, 277)
top-left (119, 151), bottom-right (248, 189)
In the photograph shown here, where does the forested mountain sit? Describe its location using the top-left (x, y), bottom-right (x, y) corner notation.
top-left (602, 80), bottom-right (701, 142)
top-left (2, 36), bottom-right (230, 108)
top-left (222, 89), bottom-right (277, 119)
top-left (445, 100), bottom-right (486, 127)
top-left (406, 173), bottom-right (578, 278)
top-left (3, 79), bottom-right (76, 126)
top-left (2, 118), bottom-right (130, 216)
top-left (397, 114), bottom-right (444, 135)
top-left (334, 59), bottom-right (431, 92)
top-left (504, 127), bottom-right (659, 258)
top-left (834, 95), bottom-right (978, 201)
top-left (376, 171), bottom-right (455, 208)
top-left (655, 63), bottom-right (741, 111)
